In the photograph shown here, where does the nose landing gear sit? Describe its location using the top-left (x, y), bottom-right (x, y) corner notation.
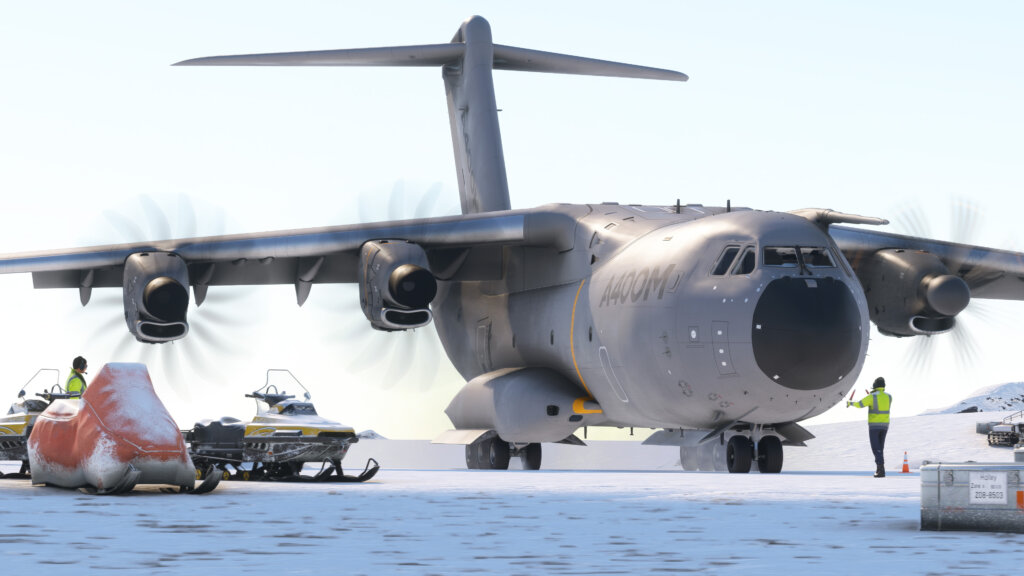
top-left (679, 430), bottom-right (784, 474)
top-left (757, 435), bottom-right (784, 473)
top-left (726, 435), bottom-right (753, 473)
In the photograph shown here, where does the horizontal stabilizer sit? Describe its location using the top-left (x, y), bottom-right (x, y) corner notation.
top-left (176, 43), bottom-right (688, 82)
top-left (175, 44), bottom-right (465, 67)
top-left (492, 44), bottom-right (687, 81)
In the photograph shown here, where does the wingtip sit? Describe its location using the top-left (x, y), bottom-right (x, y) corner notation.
top-left (658, 70), bottom-right (689, 82)
top-left (651, 70), bottom-right (687, 82)
top-left (173, 56), bottom-right (219, 67)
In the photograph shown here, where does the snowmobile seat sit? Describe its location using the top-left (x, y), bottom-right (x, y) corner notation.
top-left (191, 417), bottom-right (245, 449)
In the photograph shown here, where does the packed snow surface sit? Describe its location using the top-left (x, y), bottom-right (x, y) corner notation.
top-left (2, 412), bottom-right (1024, 574)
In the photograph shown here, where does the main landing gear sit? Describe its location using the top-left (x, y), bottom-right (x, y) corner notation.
top-left (679, 433), bottom-right (783, 474)
top-left (465, 435), bottom-right (542, 470)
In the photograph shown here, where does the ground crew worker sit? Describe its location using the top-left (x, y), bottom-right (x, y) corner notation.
top-left (847, 377), bottom-right (892, 477)
top-left (66, 356), bottom-right (88, 396)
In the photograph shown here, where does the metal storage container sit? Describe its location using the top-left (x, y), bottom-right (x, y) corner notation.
top-left (921, 462), bottom-right (1024, 532)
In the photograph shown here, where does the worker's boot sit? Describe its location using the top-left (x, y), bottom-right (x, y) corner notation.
top-left (874, 463), bottom-right (886, 478)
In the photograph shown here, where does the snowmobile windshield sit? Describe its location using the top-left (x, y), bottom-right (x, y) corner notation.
top-left (279, 402), bottom-right (318, 416)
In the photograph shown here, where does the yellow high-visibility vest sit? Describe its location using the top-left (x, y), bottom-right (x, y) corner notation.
top-left (854, 388), bottom-right (891, 426)
top-left (66, 369), bottom-right (87, 395)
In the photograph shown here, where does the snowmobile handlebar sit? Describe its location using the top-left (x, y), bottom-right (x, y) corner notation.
top-left (245, 391), bottom-right (295, 407)
top-left (36, 391), bottom-right (79, 402)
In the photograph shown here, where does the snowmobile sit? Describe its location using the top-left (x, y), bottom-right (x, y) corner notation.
top-left (184, 369), bottom-right (378, 483)
top-left (0, 369), bottom-right (62, 478)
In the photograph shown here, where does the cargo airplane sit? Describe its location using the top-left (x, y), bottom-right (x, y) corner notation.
top-left (3, 16), bottom-right (1024, 473)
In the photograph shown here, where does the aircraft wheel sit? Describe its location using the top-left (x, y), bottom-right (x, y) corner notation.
top-left (697, 442), bottom-right (716, 471)
top-left (521, 443), bottom-right (542, 470)
top-left (726, 435), bottom-right (753, 473)
top-left (680, 446), bottom-right (699, 471)
top-left (712, 441), bottom-right (728, 472)
top-left (757, 435), bottom-right (784, 474)
top-left (488, 438), bottom-right (511, 470)
top-left (465, 443), bottom-right (482, 469)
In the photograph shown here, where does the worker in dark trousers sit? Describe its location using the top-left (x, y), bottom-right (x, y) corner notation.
top-left (848, 377), bottom-right (892, 477)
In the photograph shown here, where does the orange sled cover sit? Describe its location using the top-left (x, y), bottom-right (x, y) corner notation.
top-left (28, 363), bottom-right (195, 493)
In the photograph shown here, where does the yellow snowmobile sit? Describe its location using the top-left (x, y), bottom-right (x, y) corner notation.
top-left (0, 369), bottom-right (62, 478)
top-left (185, 369), bottom-right (378, 482)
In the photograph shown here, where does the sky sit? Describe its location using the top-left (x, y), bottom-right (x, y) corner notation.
top-left (1, 2), bottom-right (1023, 438)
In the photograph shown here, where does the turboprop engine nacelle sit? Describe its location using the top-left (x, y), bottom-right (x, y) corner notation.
top-left (358, 240), bottom-right (437, 331)
top-left (859, 249), bottom-right (970, 337)
top-left (122, 252), bottom-right (190, 343)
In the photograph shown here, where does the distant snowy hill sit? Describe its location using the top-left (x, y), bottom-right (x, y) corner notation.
top-left (357, 429), bottom-right (388, 440)
top-left (920, 382), bottom-right (1024, 414)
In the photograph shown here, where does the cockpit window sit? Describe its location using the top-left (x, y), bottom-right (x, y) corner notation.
top-left (801, 247), bottom-right (835, 268)
top-left (711, 246), bottom-right (740, 275)
top-left (732, 247), bottom-right (756, 275)
top-left (762, 247), bottom-right (799, 267)
top-left (763, 246), bottom-right (837, 269)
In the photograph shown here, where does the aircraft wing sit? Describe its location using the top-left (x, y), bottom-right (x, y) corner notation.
top-left (830, 225), bottom-right (1024, 300)
top-left (0, 208), bottom-right (577, 293)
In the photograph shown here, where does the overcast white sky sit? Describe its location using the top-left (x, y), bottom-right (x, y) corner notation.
top-left (1, 2), bottom-right (1022, 438)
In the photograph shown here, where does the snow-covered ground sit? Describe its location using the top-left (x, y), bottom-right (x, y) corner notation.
top-left (3, 412), bottom-right (1024, 574)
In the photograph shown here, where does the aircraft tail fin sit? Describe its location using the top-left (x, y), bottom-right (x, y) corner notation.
top-left (176, 16), bottom-right (687, 215)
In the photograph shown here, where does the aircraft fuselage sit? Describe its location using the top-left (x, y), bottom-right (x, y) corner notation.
top-left (434, 202), bottom-right (868, 435)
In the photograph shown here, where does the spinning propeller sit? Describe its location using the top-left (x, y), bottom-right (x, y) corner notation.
top-left (307, 180), bottom-right (460, 391)
top-left (890, 197), bottom-right (1010, 375)
top-left (68, 182), bottom-right (463, 400)
top-left (73, 194), bottom-right (265, 401)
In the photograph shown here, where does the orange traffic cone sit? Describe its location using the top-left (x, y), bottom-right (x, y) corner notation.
top-left (901, 451), bottom-right (910, 473)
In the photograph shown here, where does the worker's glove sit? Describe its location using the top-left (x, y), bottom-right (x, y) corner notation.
top-left (845, 401), bottom-right (851, 407)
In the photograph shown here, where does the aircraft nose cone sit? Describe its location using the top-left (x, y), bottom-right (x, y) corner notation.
top-left (751, 277), bottom-right (861, 391)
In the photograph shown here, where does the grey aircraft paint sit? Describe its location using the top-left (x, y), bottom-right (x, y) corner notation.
top-left (3, 16), bottom-right (1024, 473)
